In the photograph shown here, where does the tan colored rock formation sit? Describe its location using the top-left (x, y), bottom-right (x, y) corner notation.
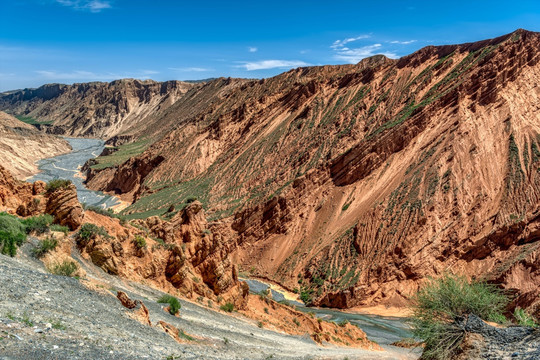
top-left (45, 184), bottom-right (84, 230)
top-left (0, 111), bottom-right (70, 179)
top-left (78, 203), bottom-right (249, 309)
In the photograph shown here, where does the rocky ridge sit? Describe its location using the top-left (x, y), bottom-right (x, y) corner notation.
top-left (0, 79), bottom-right (194, 138)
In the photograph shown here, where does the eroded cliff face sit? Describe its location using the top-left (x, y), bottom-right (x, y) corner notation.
top-left (0, 111), bottom-right (71, 179)
top-left (80, 30), bottom-right (540, 312)
top-left (0, 79), bottom-right (193, 138)
top-left (78, 202), bottom-right (249, 309)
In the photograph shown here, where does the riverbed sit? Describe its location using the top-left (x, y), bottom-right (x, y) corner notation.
top-left (28, 137), bottom-right (120, 208)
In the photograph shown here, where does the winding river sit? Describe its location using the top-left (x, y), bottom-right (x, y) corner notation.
top-left (28, 138), bottom-right (119, 208)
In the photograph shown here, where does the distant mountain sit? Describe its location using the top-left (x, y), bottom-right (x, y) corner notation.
top-left (0, 79), bottom-right (194, 138)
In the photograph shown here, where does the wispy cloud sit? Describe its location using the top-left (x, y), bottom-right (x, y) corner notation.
top-left (56, 0), bottom-right (112, 13)
top-left (331, 35), bottom-right (371, 50)
top-left (331, 36), bottom-right (397, 63)
top-left (390, 40), bottom-right (417, 45)
top-left (169, 67), bottom-right (213, 72)
top-left (248, 47), bottom-right (258, 53)
top-left (35, 69), bottom-right (157, 81)
top-left (238, 60), bottom-right (311, 71)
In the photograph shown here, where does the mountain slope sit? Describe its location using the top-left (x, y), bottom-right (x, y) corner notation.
top-left (0, 111), bottom-right (71, 179)
top-left (82, 29), bottom-right (540, 312)
top-left (0, 79), bottom-right (194, 138)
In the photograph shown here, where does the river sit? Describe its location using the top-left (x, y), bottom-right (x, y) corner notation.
top-left (243, 278), bottom-right (414, 346)
top-left (28, 137), bottom-right (120, 208)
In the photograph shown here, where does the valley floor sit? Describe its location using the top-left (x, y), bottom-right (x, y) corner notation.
top-left (0, 240), bottom-right (419, 360)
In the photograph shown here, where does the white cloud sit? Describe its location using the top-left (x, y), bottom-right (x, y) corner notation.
top-left (238, 60), bottom-right (311, 71)
top-left (248, 47), bottom-right (258, 53)
top-left (331, 36), bottom-right (397, 63)
top-left (331, 35), bottom-right (371, 50)
top-left (390, 40), bottom-right (417, 45)
top-left (56, 0), bottom-right (112, 13)
top-left (35, 69), bottom-right (157, 81)
top-left (169, 67), bottom-right (212, 72)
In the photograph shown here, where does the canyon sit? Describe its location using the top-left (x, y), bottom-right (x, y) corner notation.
top-left (1, 28), bottom-right (540, 358)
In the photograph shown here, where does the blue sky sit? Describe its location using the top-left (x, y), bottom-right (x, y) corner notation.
top-left (1, 0), bottom-right (540, 91)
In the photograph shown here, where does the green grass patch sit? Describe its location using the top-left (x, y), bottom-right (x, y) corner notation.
top-left (46, 179), bottom-right (72, 193)
top-left (32, 237), bottom-right (58, 258)
top-left (90, 138), bottom-right (152, 170)
top-left (21, 214), bottom-right (53, 235)
top-left (220, 302), bottom-right (235, 312)
top-left (50, 224), bottom-right (69, 234)
top-left (514, 308), bottom-right (537, 328)
top-left (48, 260), bottom-right (78, 277)
top-left (15, 115), bottom-right (53, 126)
top-left (0, 212), bottom-right (27, 257)
top-left (157, 294), bottom-right (181, 315)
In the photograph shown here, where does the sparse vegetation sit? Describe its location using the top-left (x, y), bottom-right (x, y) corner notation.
top-left (220, 302), bottom-right (235, 312)
top-left (50, 224), bottom-right (69, 234)
top-left (514, 308), bottom-right (537, 328)
top-left (32, 237), bottom-right (58, 258)
top-left (21, 214), bottom-right (54, 234)
top-left (178, 329), bottom-right (195, 341)
top-left (411, 274), bottom-right (508, 360)
top-left (257, 321), bottom-right (264, 328)
top-left (132, 235), bottom-right (147, 249)
top-left (46, 179), bottom-right (72, 193)
top-left (48, 260), bottom-right (79, 277)
top-left (0, 212), bottom-right (27, 256)
top-left (157, 294), bottom-right (181, 315)
top-left (51, 319), bottom-right (67, 330)
top-left (77, 223), bottom-right (111, 243)
top-left (292, 318), bottom-right (300, 327)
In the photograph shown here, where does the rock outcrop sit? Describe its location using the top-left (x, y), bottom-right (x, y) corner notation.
top-left (78, 203), bottom-right (249, 309)
top-left (45, 184), bottom-right (84, 230)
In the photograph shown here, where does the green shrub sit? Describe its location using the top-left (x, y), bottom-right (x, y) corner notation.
top-left (77, 223), bottom-right (110, 243)
top-left (157, 294), bottom-right (181, 315)
top-left (46, 179), bottom-right (72, 193)
top-left (49, 260), bottom-right (78, 277)
top-left (0, 212), bottom-right (27, 257)
top-left (514, 308), bottom-right (538, 328)
top-left (132, 235), bottom-right (146, 249)
top-left (22, 214), bottom-right (53, 234)
top-left (50, 224), bottom-right (69, 234)
top-left (186, 196), bottom-right (197, 203)
top-left (32, 237), bottom-right (58, 258)
top-left (83, 205), bottom-right (126, 224)
top-left (411, 274), bottom-right (508, 360)
top-left (220, 302), bottom-right (235, 312)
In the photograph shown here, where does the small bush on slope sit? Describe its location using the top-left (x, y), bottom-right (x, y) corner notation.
top-left (0, 212), bottom-right (27, 257)
top-left (411, 274), bottom-right (508, 360)
top-left (32, 237), bottom-right (58, 258)
top-left (45, 179), bottom-right (72, 193)
top-left (158, 295), bottom-right (181, 315)
top-left (21, 214), bottom-right (54, 235)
